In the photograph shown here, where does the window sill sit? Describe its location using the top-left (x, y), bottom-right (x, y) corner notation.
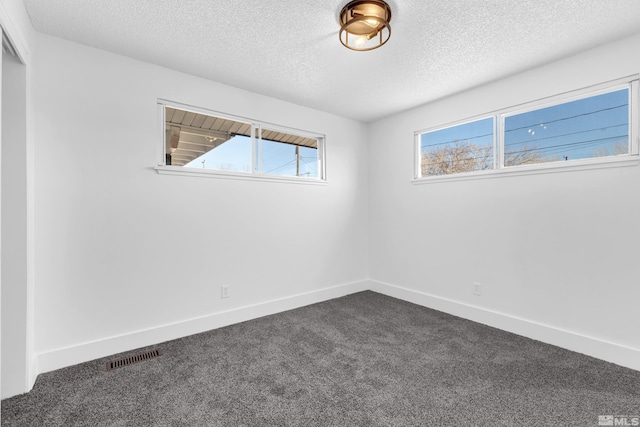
top-left (154, 166), bottom-right (328, 185)
top-left (412, 155), bottom-right (640, 185)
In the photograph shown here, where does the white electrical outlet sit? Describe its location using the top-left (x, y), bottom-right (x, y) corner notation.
top-left (473, 282), bottom-right (482, 296)
top-left (221, 285), bottom-right (230, 298)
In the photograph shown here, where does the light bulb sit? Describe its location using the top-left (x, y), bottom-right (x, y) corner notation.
top-left (354, 34), bottom-right (371, 47)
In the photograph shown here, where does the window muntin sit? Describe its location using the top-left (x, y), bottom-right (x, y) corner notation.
top-left (161, 104), bottom-right (325, 180)
top-left (415, 78), bottom-right (637, 179)
top-left (419, 117), bottom-right (494, 176)
top-left (503, 89), bottom-right (629, 167)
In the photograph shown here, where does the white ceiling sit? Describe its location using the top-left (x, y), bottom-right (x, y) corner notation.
top-left (22, 0), bottom-right (640, 123)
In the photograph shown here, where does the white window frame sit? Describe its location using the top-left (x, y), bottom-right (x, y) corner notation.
top-left (155, 100), bottom-right (327, 185)
top-left (413, 76), bottom-right (640, 184)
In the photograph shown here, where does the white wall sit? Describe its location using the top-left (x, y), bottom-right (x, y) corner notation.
top-left (0, 0), bottom-right (33, 51)
top-left (33, 34), bottom-right (369, 375)
top-left (368, 34), bottom-right (640, 369)
top-left (0, 28), bottom-right (3, 414)
top-left (0, 0), bottom-right (35, 400)
top-left (2, 50), bottom-right (28, 399)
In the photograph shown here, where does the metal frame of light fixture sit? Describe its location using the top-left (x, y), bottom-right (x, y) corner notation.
top-left (339, 0), bottom-right (392, 51)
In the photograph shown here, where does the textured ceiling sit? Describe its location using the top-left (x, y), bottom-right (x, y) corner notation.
top-left (22, 0), bottom-right (640, 122)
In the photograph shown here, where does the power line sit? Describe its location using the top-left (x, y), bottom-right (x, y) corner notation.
top-left (504, 134), bottom-right (627, 156)
top-left (422, 127), bottom-right (628, 161)
top-left (421, 131), bottom-right (493, 149)
top-left (504, 103), bottom-right (627, 133)
top-left (421, 135), bottom-right (627, 169)
top-left (505, 123), bottom-right (627, 148)
top-left (421, 103), bottom-right (627, 149)
top-left (264, 158), bottom-right (297, 174)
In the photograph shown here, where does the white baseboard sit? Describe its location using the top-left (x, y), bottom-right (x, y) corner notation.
top-left (37, 280), bottom-right (369, 376)
top-left (368, 279), bottom-right (640, 372)
top-left (34, 277), bottom-right (640, 393)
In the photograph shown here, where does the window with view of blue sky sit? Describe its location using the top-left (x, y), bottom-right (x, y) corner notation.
top-left (184, 135), bottom-right (319, 178)
top-left (164, 105), bottom-right (321, 179)
top-left (420, 117), bottom-right (494, 176)
top-left (504, 89), bottom-right (628, 165)
top-left (419, 87), bottom-right (629, 176)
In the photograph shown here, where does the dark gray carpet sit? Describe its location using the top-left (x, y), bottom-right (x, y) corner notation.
top-left (2, 291), bottom-right (639, 426)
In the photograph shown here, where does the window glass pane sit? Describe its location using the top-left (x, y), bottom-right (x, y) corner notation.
top-left (184, 135), bottom-right (252, 172)
top-left (165, 107), bottom-right (252, 172)
top-left (504, 89), bottom-right (629, 166)
top-left (420, 117), bottom-right (494, 176)
top-left (260, 129), bottom-right (319, 178)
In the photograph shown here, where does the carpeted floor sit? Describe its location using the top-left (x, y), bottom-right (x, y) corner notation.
top-left (2, 291), bottom-right (639, 426)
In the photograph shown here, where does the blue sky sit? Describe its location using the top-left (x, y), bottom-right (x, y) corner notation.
top-left (420, 117), bottom-right (494, 151)
top-left (185, 135), bottom-right (318, 178)
top-left (504, 89), bottom-right (628, 161)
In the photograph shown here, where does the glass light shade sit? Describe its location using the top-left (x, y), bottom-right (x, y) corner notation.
top-left (339, 0), bottom-right (392, 51)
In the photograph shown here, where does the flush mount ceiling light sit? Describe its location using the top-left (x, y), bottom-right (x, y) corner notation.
top-left (339, 0), bottom-right (392, 51)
